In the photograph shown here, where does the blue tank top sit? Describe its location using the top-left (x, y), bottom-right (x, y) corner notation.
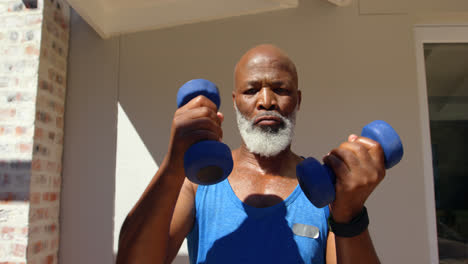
top-left (187, 179), bottom-right (330, 264)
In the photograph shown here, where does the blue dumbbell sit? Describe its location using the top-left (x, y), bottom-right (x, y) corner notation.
top-left (176, 79), bottom-right (233, 185)
top-left (296, 120), bottom-right (404, 208)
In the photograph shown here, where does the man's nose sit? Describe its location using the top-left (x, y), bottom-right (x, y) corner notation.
top-left (257, 87), bottom-right (277, 110)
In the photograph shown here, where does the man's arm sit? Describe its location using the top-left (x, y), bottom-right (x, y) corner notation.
top-left (324, 134), bottom-right (385, 264)
top-left (165, 179), bottom-right (198, 263)
top-left (326, 230), bottom-right (379, 264)
top-left (116, 161), bottom-right (194, 264)
top-left (116, 95), bottom-right (223, 264)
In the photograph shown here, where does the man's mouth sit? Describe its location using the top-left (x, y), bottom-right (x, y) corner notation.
top-left (254, 116), bottom-right (283, 126)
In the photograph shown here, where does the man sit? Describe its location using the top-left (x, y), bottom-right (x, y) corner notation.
top-left (117, 44), bottom-right (385, 263)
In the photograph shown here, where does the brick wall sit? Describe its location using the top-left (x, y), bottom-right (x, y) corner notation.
top-left (27, 0), bottom-right (69, 263)
top-left (0, 0), bottom-right (43, 262)
top-left (0, 0), bottom-right (70, 262)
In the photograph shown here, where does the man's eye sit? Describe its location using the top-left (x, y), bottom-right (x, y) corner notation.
top-left (244, 89), bottom-right (257, 95)
top-left (274, 88), bottom-right (289, 94)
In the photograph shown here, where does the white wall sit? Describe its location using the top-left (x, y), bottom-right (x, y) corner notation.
top-left (61, 0), bottom-right (468, 263)
top-left (59, 10), bottom-right (119, 264)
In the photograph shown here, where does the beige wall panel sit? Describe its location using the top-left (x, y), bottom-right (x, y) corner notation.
top-left (359, 0), bottom-right (409, 15)
top-left (410, 0), bottom-right (468, 13)
top-left (60, 9), bottom-right (119, 264)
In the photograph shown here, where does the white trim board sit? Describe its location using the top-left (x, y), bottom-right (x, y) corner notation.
top-left (413, 25), bottom-right (468, 264)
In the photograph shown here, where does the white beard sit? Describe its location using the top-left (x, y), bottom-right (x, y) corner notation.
top-left (235, 105), bottom-right (296, 157)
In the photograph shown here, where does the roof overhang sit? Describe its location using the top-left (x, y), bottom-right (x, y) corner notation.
top-left (67, 0), bottom-right (300, 39)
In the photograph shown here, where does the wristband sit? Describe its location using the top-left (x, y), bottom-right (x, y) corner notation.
top-left (329, 206), bottom-right (369, 237)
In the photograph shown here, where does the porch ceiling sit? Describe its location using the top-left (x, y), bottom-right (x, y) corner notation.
top-left (66, 0), bottom-right (299, 39)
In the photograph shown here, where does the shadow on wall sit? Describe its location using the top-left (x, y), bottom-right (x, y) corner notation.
top-left (0, 161), bottom-right (31, 201)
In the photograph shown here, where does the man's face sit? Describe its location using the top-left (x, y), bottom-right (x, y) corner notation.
top-left (233, 52), bottom-right (301, 156)
top-left (233, 54), bottom-right (301, 127)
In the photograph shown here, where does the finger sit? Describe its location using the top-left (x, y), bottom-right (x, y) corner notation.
top-left (338, 141), bottom-right (373, 166)
top-left (180, 118), bottom-right (223, 140)
top-left (217, 112), bottom-right (224, 124)
top-left (178, 95), bottom-right (218, 113)
top-left (181, 107), bottom-right (221, 126)
top-left (353, 136), bottom-right (385, 168)
top-left (323, 152), bottom-right (350, 179)
top-left (330, 145), bottom-right (362, 170)
top-left (339, 139), bottom-right (386, 186)
top-left (217, 112), bottom-right (224, 140)
top-left (348, 134), bottom-right (358, 142)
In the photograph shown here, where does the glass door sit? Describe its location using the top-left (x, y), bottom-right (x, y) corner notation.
top-left (424, 42), bottom-right (468, 263)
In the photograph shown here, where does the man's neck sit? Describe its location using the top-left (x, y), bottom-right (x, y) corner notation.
top-left (235, 144), bottom-right (299, 176)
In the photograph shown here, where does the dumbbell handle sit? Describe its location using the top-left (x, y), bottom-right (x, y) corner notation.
top-left (297, 120), bottom-right (403, 208)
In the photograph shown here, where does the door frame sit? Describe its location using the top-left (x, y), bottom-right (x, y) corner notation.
top-left (414, 24), bottom-right (468, 264)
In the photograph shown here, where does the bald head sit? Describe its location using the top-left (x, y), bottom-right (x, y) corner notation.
top-left (234, 44), bottom-right (298, 90)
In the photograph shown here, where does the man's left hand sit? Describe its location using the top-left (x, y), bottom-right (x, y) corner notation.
top-left (323, 134), bottom-right (386, 223)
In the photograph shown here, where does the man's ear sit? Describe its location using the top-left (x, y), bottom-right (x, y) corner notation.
top-left (297, 90), bottom-right (302, 110)
top-left (232, 91), bottom-right (236, 108)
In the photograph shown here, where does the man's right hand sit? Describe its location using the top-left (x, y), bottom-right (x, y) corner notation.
top-left (166, 95), bottom-right (224, 175)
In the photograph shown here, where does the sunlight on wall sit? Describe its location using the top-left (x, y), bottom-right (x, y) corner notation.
top-left (114, 102), bottom-right (159, 253)
top-left (114, 103), bottom-right (190, 259)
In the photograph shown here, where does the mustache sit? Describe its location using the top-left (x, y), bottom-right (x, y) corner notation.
top-left (252, 111), bottom-right (288, 122)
